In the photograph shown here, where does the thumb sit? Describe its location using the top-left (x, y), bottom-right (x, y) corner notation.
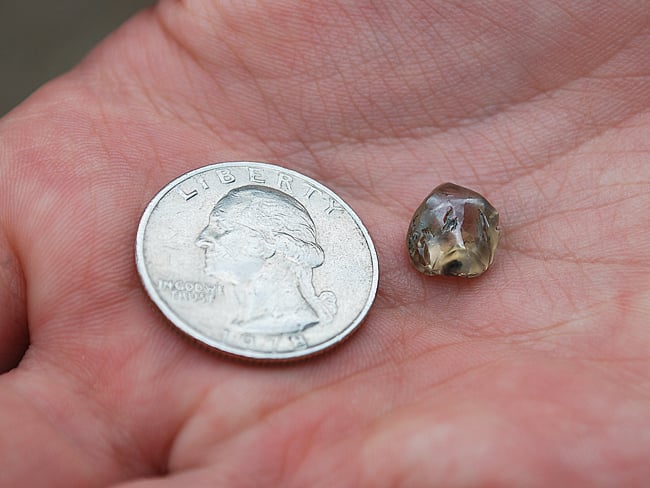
top-left (0, 229), bottom-right (27, 371)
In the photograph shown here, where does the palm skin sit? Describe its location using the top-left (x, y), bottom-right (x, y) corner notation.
top-left (1, 1), bottom-right (649, 486)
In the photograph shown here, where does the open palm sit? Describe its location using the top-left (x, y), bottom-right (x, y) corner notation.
top-left (1, 1), bottom-right (649, 486)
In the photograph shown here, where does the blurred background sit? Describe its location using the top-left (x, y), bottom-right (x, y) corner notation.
top-left (1, 0), bottom-right (154, 116)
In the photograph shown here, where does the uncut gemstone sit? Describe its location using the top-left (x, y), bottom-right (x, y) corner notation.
top-left (407, 183), bottom-right (500, 278)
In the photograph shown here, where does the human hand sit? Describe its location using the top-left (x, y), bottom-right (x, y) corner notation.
top-left (1, 1), bottom-right (649, 485)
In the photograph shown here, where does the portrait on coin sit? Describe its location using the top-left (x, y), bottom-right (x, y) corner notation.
top-left (196, 185), bottom-right (337, 334)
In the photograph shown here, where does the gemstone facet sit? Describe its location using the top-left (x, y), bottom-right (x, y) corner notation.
top-left (407, 183), bottom-right (500, 278)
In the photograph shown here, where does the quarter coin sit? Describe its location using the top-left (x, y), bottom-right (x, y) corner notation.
top-left (136, 162), bottom-right (379, 360)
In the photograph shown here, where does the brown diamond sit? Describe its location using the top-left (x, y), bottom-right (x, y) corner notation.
top-left (407, 183), bottom-right (500, 277)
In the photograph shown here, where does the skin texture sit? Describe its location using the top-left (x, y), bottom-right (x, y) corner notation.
top-left (1, 0), bottom-right (649, 486)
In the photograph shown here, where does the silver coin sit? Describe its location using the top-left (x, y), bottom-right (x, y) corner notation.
top-left (136, 162), bottom-right (379, 361)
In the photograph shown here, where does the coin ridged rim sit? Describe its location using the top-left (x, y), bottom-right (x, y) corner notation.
top-left (135, 161), bottom-right (379, 361)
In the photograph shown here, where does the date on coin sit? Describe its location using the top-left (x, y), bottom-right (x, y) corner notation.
top-left (136, 162), bottom-right (378, 361)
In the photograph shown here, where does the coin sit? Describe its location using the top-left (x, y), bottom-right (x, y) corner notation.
top-left (136, 162), bottom-right (379, 361)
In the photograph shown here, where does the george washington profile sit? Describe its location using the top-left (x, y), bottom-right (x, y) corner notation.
top-left (196, 185), bottom-right (337, 334)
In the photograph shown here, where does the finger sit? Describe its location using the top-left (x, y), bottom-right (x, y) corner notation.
top-left (0, 230), bottom-right (27, 372)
